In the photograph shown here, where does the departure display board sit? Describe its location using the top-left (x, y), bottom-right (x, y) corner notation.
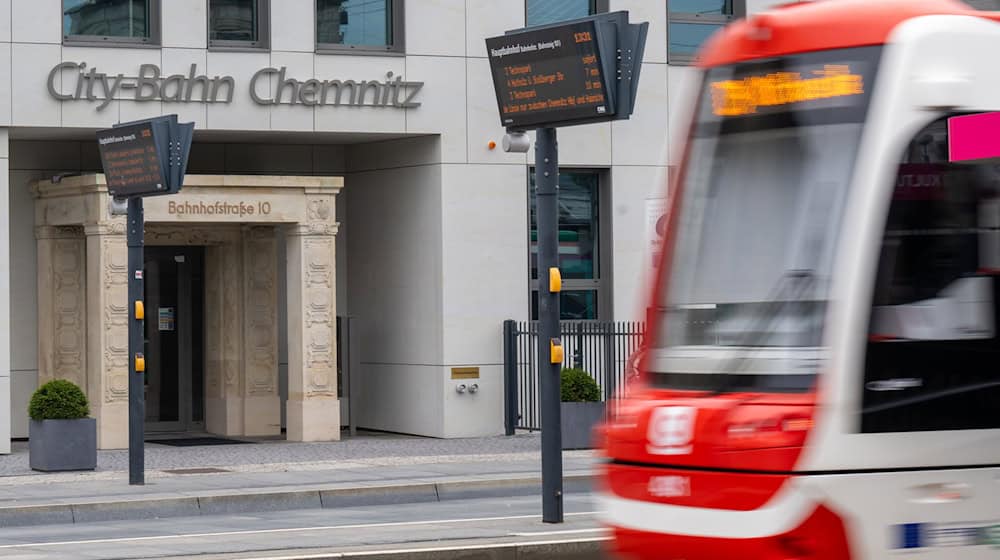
top-left (97, 121), bottom-right (168, 197)
top-left (487, 20), bottom-right (612, 129)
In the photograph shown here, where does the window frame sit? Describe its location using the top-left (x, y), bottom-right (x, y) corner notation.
top-left (527, 167), bottom-right (613, 321)
top-left (667, 0), bottom-right (745, 65)
top-left (208, 0), bottom-right (270, 51)
top-left (524, 0), bottom-right (609, 28)
top-left (859, 113), bottom-right (1000, 434)
top-left (315, 0), bottom-right (405, 56)
top-left (62, 0), bottom-right (162, 47)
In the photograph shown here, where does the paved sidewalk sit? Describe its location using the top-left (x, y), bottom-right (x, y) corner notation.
top-left (0, 432), bottom-right (600, 528)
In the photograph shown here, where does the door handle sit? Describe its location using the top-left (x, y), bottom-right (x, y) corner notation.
top-left (908, 482), bottom-right (971, 504)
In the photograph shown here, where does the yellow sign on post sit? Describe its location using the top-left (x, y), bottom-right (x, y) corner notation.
top-left (549, 267), bottom-right (562, 293)
top-left (550, 338), bottom-right (564, 364)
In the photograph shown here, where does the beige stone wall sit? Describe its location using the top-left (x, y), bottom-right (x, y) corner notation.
top-left (33, 174), bottom-right (342, 449)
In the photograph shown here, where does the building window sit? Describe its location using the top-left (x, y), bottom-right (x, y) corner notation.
top-left (526, 0), bottom-right (608, 27)
top-left (530, 170), bottom-right (609, 320)
top-left (316, 0), bottom-right (403, 53)
top-left (63, 0), bottom-right (160, 44)
top-left (668, 0), bottom-right (742, 64)
top-left (209, 0), bottom-right (269, 49)
top-left (861, 116), bottom-right (1000, 433)
top-left (963, 0), bottom-right (1000, 9)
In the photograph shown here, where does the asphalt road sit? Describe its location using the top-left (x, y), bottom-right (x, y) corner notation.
top-left (0, 492), bottom-right (610, 559)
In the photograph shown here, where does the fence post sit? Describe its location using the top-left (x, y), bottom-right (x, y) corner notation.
top-left (573, 321), bottom-right (583, 369)
top-left (603, 322), bottom-right (615, 401)
top-left (503, 320), bottom-right (518, 436)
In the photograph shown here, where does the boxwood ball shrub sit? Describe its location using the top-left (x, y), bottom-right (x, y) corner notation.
top-left (28, 379), bottom-right (90, 421)
top-left (560, 368), bottom-right (601, 403)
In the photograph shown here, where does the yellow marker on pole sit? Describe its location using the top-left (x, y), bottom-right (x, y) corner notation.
top-left (550, 338), bottom-right (563, 364)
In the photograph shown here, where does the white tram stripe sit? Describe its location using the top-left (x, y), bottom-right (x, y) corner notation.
top-left (596, 484), bottom-right (816, 539)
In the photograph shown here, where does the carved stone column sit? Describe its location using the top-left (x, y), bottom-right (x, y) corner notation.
top-left (242, 226), bottom-right (280, 436)
top-left (204, 238), bottom-right (245, 436)
top-left (36, 226), bottom-right (87, 390)
top-left (84, 222), bottom-right (130, 449)
top-left (286, 194), bottom-right (340, 441)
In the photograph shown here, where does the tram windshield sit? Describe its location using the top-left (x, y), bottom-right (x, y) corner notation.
top-left (649, 47), bottom-right (882, 393)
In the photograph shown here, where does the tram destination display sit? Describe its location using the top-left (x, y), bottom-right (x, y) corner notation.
top-left (97, 114), bottom-right (194, 198)
top-left (97, 121), bottom-right (169, 198)
top-left (487, 20), bottom-right (611, 129)
top-left (487, 12), bottom-right (647, 130)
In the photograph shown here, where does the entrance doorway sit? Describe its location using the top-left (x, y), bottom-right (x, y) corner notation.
top-left (144, 247), bottom-right (205, 432)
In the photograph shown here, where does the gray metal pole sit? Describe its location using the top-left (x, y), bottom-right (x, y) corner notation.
top-left (535, 127), bottom-right (562, 523)
top-left (127, 197), bottom-right (145, 486)
top-left (503, 320), bottom-right (517, 436)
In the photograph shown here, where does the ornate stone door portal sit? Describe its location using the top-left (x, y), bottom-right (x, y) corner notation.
top-left (34, 175), bottom-right (343, 449)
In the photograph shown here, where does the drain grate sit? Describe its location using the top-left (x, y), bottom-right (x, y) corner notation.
top-left (162, 467), bottom-right (232, 475)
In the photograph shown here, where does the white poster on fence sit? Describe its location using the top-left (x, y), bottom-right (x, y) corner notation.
top-left (645, 198), bottom-right (669, 278)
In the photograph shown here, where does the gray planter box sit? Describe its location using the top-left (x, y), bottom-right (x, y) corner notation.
top-left (560, 401), bottom-right (605, 450)
top-left (29, 418), bottom-right (97, 472)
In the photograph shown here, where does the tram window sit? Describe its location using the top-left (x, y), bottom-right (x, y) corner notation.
top-left (862, 116), bottom-right (1000, 433)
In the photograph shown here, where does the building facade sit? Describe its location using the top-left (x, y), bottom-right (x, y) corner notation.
top-left (0, 0), bottom-right (782, 452)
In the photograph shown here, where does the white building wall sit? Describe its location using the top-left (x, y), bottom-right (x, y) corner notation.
top-left (345, 140), bottom-right (445, 436)
top-left (1, 0), bottom-right (766, 444)
top-left (0, 130), bottom-right (9, 453)
top-left (8, 140), bottom-right (95, 440)
top-left (439, 163), bottom-right (527, 437)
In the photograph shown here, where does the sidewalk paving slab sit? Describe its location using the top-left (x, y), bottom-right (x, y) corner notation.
top-left (0, 433), bottom-right (601, 528)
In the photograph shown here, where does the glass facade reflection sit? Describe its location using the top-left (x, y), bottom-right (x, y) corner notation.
top-left (317, 0), bottom-right (392, 47)
top-left (669, 0), bottom-right (733, 16)
top-left (526, 0), bottom-right (596, 26)
top-left (530, 171), bottom-right (599, 281)
top-left (63, 0), bottom-right (149, 38)
top-left (532, 290), bottom-right (598, 321)
top-left (669, 21), bottom-right (724, 57)
top-left (668, 0), bottom-right (739, 63)
top-left (530, 170), bottom-right (602, 320)
top-left (210, 0), bottom-right (258, 42)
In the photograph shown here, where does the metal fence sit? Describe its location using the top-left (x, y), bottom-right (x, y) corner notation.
top-left (503, 320), bottom-right (646, 433)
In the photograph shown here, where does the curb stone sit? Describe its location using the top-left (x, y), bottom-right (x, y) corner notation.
top-left (0, 474), bottom-right (596, 528)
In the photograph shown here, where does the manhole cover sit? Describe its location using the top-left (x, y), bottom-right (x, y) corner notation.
top-left (162, 467), bottom-right (231, 475)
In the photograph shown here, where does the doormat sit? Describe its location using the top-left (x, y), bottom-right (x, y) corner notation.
top-left (146, 437), bottom-right (249, 447)
top-left (162, 467), bottom-right (232, 475)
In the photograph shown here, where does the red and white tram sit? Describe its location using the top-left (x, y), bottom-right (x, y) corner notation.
top-left (597, 1), bottom-right (1000, 558)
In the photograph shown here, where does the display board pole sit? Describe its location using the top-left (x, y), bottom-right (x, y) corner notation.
top-left (127, 197), bottom-right (145, 486)
top-left (535, 127), bottom-right (563, 523)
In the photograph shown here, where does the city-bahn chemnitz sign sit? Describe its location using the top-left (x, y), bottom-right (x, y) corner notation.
top-left (48, 62), bottom-right (424, 111)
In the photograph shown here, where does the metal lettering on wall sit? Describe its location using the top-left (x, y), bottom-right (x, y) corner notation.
top-left (48, 63), bottom-right (424, 111)
top-left (167, 200), bottom-right (272, 217)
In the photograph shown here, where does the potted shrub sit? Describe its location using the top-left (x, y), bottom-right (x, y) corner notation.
top-left (29, 379), bottom-right (97, 472)
top-left (560, 368), bottom-right (604, 450)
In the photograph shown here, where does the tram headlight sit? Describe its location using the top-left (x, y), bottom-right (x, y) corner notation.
top-left (723, 407), bottom-right (814, 450)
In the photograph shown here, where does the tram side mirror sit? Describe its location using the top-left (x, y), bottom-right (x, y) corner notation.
top-left (915, 76), bottom-right (972, 112)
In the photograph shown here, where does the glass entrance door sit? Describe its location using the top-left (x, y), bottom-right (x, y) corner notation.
top-left (144, 247), bottom-right (205, 432)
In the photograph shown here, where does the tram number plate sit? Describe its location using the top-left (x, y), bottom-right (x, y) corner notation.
top-left (648, 475), bottom-right (691, 498)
